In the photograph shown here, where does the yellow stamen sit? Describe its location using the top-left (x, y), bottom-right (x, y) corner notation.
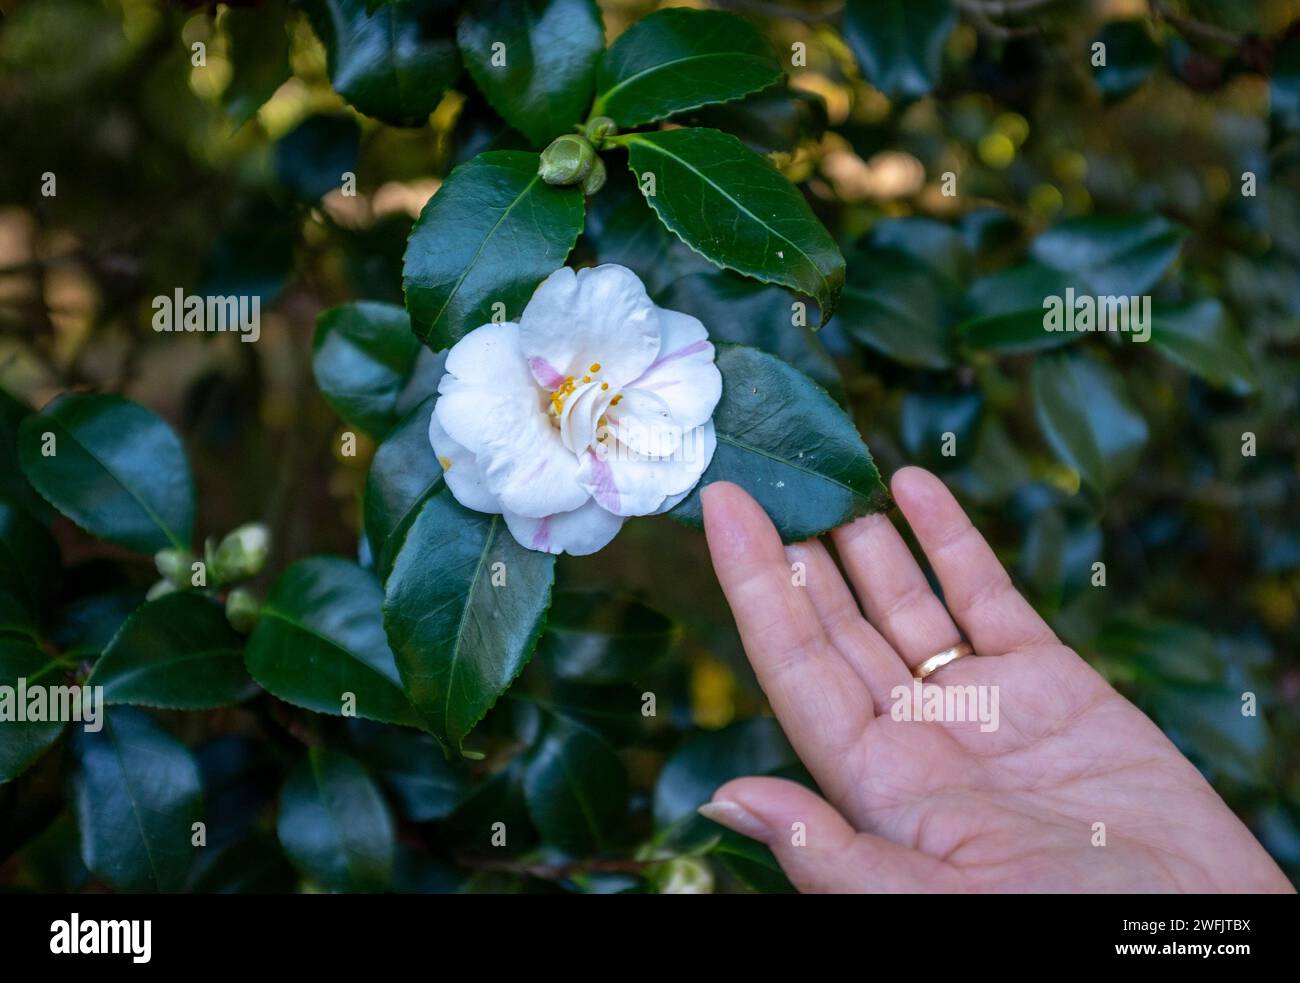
top-left (600, 382), bottom-right (609, 391)
top-left (582, 376), bottom-right (591, 383)
top-left (438, 456), bottom-right (452, 471)
top-left (589, 362), bottom-right (601, 372)
top-left (610, 394), bottom-right (622, 406)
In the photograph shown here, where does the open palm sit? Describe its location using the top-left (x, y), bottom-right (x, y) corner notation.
top-left (698, 468), bottom-right (1291, 893)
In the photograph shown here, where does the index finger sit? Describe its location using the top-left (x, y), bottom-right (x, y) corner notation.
top-left (702, 482), bottom-right (874, 778)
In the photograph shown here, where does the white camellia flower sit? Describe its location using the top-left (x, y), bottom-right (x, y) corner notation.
top-left (429, 264), bottom-right (722, 555)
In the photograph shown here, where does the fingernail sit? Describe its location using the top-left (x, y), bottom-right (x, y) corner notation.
top-left (698, 800), bottom-right (769, 842)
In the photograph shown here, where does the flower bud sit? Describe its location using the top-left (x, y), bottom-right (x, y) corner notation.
top-left (225, 587), bottom-right (261, 634)
top-left (580, 156), bottom-right (607, 196)
top-left (584, 116), bottom-right (618, 144)
top-left (656, 856), bottom-right (714, 894)
top-left (146, 578), bottom-right (179, 602)
top-left (154, 548), bottom-right (195, 587)
top-left (212, 522), bottom-right (270, 584)
top-left (538, 134), bottom-right (596, 186)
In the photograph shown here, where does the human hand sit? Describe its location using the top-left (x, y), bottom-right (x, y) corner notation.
top-left (697, 468), bottom-right (1293, 893)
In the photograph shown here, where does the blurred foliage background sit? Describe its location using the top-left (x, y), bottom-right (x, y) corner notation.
top-left (0, 0), bottom-right (1297, 892)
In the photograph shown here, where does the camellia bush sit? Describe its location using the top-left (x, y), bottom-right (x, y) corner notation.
top-left (0, 0), bottom-right (1297, 893)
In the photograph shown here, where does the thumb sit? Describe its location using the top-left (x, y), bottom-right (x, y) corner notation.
top-left (699, 777), bottom-right (955, 893)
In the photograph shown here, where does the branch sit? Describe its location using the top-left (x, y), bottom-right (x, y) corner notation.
top-left (1149, 0), bottom-right (1242, 49)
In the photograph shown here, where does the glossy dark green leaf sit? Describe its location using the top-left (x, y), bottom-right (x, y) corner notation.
top-left (87, 593), bottom-right (250, 710)
top-left (457, 0), bottom-right (604, 148)
top-left (186, 834), bottom-right (297, 894)
top-left (1150, 299), bottom-right (1256, 394)
top-left (672, 346), bottom-right (888, 541)
top-left (535, 589), bottom-right (677, 684)
top-left (842, 0), bottom-right (957, 101)
top-left (863, 216), bottom-right (970, 290)
top-left (345, 720), bottom-right (466, 821)
top-left (277, 748), bottom-right (394, 891)
top-left (523, 712), bottom-right (627, 853)
top-left (654, 717), bottom-right (796, 828)
top-left (245, 557), bottom-right (422, 727)
top-left (364, 395), bottom-right (443, 580)
top-left (276, 114), bottom-right (360, 202)
top-left (0, 498), bottom-right (59, 627)
top-left (1030, 213), bottom-right (1187, 296)
top-left (72, 708), bottom-right (202, 892)
top-left (657, 271), bottom-right (845, 403)
top-left (1092, 20), bottom-right (1161, 101)
top-left (382, 486), bottom-right (556, 749)
top-left (617, 128), bottom-right (844, 323)
top-left (306, 0), bottom-right (460, 127)
top-left (403, 150), bottom-right (585, 349)
top-left (1031, 351), bottom-right (1148, 492)
top-left (0, 389), bottom-right (49, 522)
top-left (835, 249), bottom-right (952, 368)
top-left (957, 261), bottom-right (1080, 354)
top-left (712, 829), bottom-right (796, 894)
top-left (592, 8), bottom-right (783, 127)
top-left (313, 302), bottom-right (426, 438)
top-left (583, 168), bottom-right (713, 296)
top-left (679, 84), bottom-right (828, 155)
top-left (221, 1), bottom-right (291, 127)
top-left (18, 393), bottom-right (195, 553)
top-left (0, 637), bottom-right (67, 782)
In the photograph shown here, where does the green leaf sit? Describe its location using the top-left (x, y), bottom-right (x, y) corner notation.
top-left (0, 389), bottom-right (50, 522)
top-left (1031, 351), bottom-right (1148, 492)
top-left (523, 711), bottom-right (627, 853)
top-left (1030, 213), bottom-right (1187, 296)
top-left (245, 557), bottom-right (422, 727)
top-left (957, 261), bottom-right (1080, 354)
top-left (312, 302), bottom-right (427, 438)
top-left (87, 593), bottom-right (251, 710)
top-left (678, 83), bottom-right (828, 155)
top-left (1092, 20), bottom-right (1162, 101)
top-left (1150, 299), bottom-right (1256, 394)
top-left (1146, 685), bottom-right (1272, 788)
top-left (583, 168), bottom-right (713, 296)
top-left (835, 249), bottom-right (953, 368)
top-left (0, 636), bottom-right (67, 782)
top-left (382, 487), bottom-right (556, 750)
top-left (654, 717), bottom-right (795, 828)
top-left (363, 396), bottom-right (445, 581)
top-left (305, 0), bottom-right (460, 127)
top-left (672, 346), bottom-right (889, 541)
top-left (277, 748), bottom-right (395, 891)
top-left (536, 589), bottom-right (677, 684)
top-left (592, 8), bottom-right (784, 128)
top-left (221, 1), bottom-right (291, 127)
top-left (18, 393), bottom-right (195, 553)
top-left (345, 720), bottom-right (466, 822)
top-left (617, 127), bottom-right (844, 323)
top-left (842, 0), bottom-right (957, 101)
top-left (403, 150), bottom-right (585, 349)
top-left (72, 708), bottom-right (202, 892)
top-left (457, 0), bottom-right (605, 148)
top-left (0, 498), bottom-right (60, 628)
top-left (657, 271), bottom-right (845, 403)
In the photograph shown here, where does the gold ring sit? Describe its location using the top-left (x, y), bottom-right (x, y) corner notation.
top-left (914, 642), bottom-right (975, 680)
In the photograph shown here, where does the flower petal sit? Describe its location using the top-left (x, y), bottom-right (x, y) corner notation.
top-left (503, 498), bottom-right (626, 556)
top-left (624, 309), bottom-right (721, 432)
top-left (653, 421), bottom-right (716, 514)
top-left (520, 265), bottom-right (661, 388)
top-left (428, 409), bottom-right (500, 514)
top-left (603, 387), bottom-right (681, 458)
top-left (578, 421), bottom-right (716, 517)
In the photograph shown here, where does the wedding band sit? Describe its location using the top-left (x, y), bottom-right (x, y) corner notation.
top-left (914, 642), bottom-right (975, 680)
